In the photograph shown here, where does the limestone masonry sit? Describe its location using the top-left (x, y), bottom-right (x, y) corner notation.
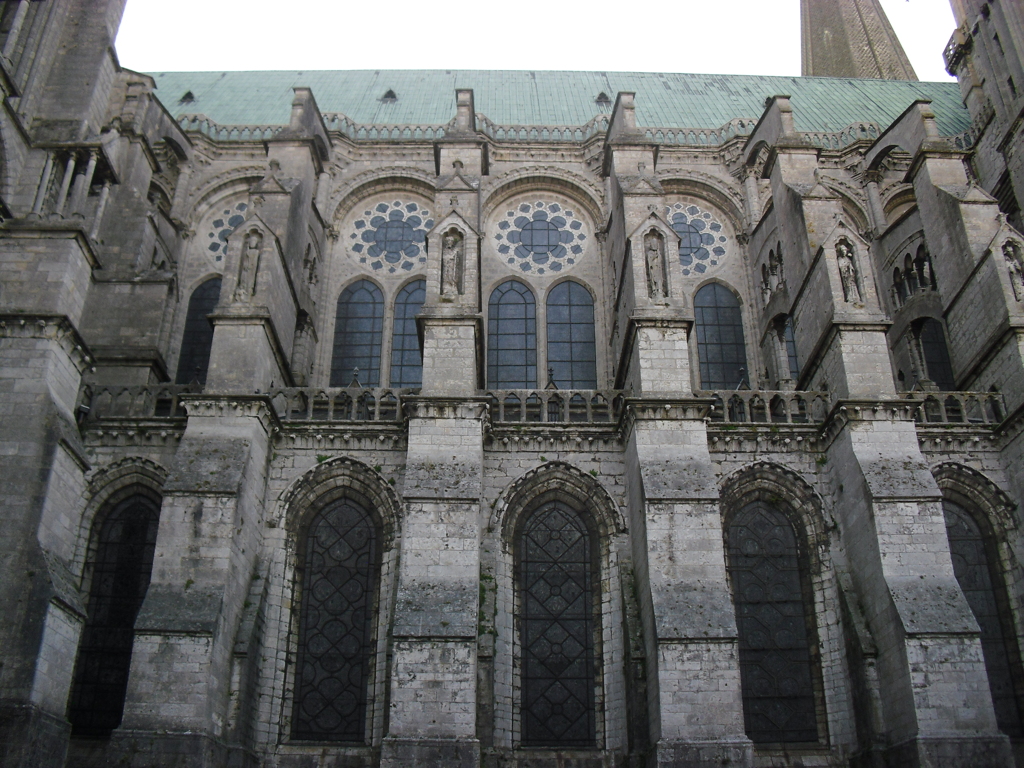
top-left (2, 1), bottom-right (1024, 766)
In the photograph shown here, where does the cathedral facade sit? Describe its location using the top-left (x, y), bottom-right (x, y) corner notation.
top-left (2, 1), bottom-right (1024, 766)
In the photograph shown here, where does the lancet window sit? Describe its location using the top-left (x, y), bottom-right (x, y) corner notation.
top-left (545, 280), bottom-right (597, 389)
top-left (68, 494), bottom-right (161, 737)
top-left (389, 279), bottom-right (426, 388)
top-left (175, 277), bottom-right (221, 385)
top-left (694, 283), bottom-right (748, 389)
top-left (725, 501), bottom-right (820, 743)
top-left (293, 498), bottom-right (380, 742)
top-left (331, 280), bottom-right (384, 387)
top-left (517, 501), bottom-right (597, 747)
top-left (488, 280), bottom-right (537, 389)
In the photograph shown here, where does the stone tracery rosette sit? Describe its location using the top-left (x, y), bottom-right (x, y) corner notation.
top-left (494, 201), bottom-right (588, 275)
top-left (347, 200), bottom-right (434, 274)
top-left (666, 202), bottom-right (728, 276)
top-left (204, 201), bottom-right (249, 263)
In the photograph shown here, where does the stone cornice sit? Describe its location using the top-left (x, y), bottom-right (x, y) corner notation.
top-left (0, 313), bottom-right (95, 373)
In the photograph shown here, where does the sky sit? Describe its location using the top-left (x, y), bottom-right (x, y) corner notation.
top-left (115, 0), bottom-right (957, 82)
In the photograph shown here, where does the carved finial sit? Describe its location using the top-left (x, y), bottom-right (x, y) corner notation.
top-left (546, 367), bottom-right (558, 389)
top-left (350, 368), bottom-right (361, 388)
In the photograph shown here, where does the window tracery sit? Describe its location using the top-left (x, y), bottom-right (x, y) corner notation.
top-left (331, 280), bottom-right (384, 387)
top-left (694, 283), bottom-right (748, 389)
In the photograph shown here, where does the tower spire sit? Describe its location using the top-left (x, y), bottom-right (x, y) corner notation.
top-left (801, 0), bottom-right (918, 80)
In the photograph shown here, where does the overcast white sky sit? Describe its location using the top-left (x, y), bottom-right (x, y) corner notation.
top-left (115, 0), bottom-right (957, 82)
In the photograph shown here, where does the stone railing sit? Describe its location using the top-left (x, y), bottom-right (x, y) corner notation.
top-left (269, 387), bottom-right (409, 423)
top-left (905, 391), bottom-right (1006, 425)
top-left (177, 115), bottom-right (283, 141)
top-left (487, 389), bottom-right (623, 424)
top-left (78, 384), bottom-right (196, 422)
top-left (643, 118), bottom-right (757, 146)
top-left (477, 113), bottom-right (610, 142)
top-left (699, 390), bottom-right (831, 425)
top-left (803, 122), bottom-right (881, 149)
top-left (321, 113), bottom-right (452, 140)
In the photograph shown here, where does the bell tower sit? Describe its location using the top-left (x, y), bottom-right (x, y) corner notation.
top-left (801, 0), bottom-right (918, 79)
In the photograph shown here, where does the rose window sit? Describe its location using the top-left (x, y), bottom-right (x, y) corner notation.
top-left (205, 202), bottom-right (248, 262)
top-left (495, 201), bottom-right (587, 275)
top-left (666, 203), bottom-right (728, 276)
top-left (349, 201), bottom-right (433, 273)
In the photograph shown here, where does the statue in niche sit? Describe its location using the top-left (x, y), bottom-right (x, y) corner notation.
top-left (644, 230), bottom-right (666, 299)
top-left (836, 238), bottom-right (862, 303)
top-left (303, 244), bottom-right (319, 287)
top-left (767, 249), bottom-right (783, 292)
top-left (441, 229), bottom-right (464, 296)
top-left (234, 229), bottom-right (262, 302)
top-left (761, 263), bottom-right (771, 301)
top-left (1004, 239), bottom-right (1024, 301)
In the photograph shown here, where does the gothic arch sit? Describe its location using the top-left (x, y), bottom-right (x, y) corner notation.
top-left (184, 166), bottom-right (264, 219)
top-left (490, 461), bottom-right (626, 547)
top-left (719, 461), bottom-right (830, 554)
top-left (274, 456), bottom-right (403, 546)
top-left (932, 462), bottom-right (1018, 538)
top-left (75, 458), bottom-right (167, 577)
top-left (329, 166), bottom-right (437, 223)
top-left (658, 172), bottom-right (747, 234)
top-left (481, 167), bottom-right (604, 225)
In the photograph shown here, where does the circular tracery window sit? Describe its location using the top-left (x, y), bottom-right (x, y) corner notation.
top-left (494, 201), bottom-right (588, 275)
top-left (348, 200), bottom-right (434, 274)
top-left (666, 202), bottom-right (728, 276)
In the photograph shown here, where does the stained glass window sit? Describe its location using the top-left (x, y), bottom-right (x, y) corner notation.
top-left (726, 501), bottom-right (819, 744)
top-left (175, 277), bottom-right (221, 386)
top-left (694, 283), bottom-right (748, 389)
top-left (488, 281), bottom-right (537, 389)
top-left (518, 502), bottom-right (596, 747)
top-left (68, 495), bottom-right (161, 738)
top-left (546, 281), bottom-right (597, 389)
top-left (920, 318), bottom-right (956, 390)
top-left (784, 318), bottom-right (800, 380)
top-left (944, 500), bottom-right (1023, 737)
top-left (390, 280), bottom-right (426, 388)
top-left (494, 201), bottom-right (588, 276)
top-left (293, 499), bottom-right (379, 742)
top-left (348, 200), bottom-right (433, 274)
top-left (666, 202), bottom-right (727, 276)
top-left (331, 280), bottom-right (384, 387)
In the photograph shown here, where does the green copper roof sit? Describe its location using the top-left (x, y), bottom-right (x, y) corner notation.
top-left (150, 69), bottom-right (970, 136)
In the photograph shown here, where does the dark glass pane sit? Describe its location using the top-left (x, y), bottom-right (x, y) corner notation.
top-left (784, 318), bottom-right (800, 380)
top-left (944, 501), bottom-right (1023, 737)
top-left (727, 502), bottom-right (819, 744)
top-left (331, 280), bottom-right (384, 386)
top-left (694, 284), bottom-right (747, 389)
top-left (293, 499), bottom-right (379, 742)
top-left (390, 280), bottom-right (426, 387)
top-left (175, 278), bottom-right (222, 385)
top-left (69, 496), bottom-right (161, 738)
top-left (921, 319), bottom-right (956, 390)
top-left (488, 281), bottom-right (537, 388)
top-left (519, 503), bottom-right (596, 747)
top-left (546, 281), bottom-right (597, 389)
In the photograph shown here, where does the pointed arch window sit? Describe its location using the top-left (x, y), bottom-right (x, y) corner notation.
top-left (175, 277), bottom-right (221, 385)
top-left (919, 318), bottom-right (955, 390)
top-left (331, 280), bottom-right (384, 387)
top-left (943, 500), bottom-right (1024, 737)
top-left (726, 501), bottom-right (820, 743)
top-left (390, 279), bottom-right (426, 388)
top-left (517, 501), bottom-right (597, 746)
top-left (488, 280), bottom-right (537, 389)
top-left (694, 283), bottom-right (748, 389)
top-left (546, 281), bottom-right (597, 389)
top-left (784, 317), bottom-right (800, 380)
top-left (293, 498), bottom-right (380, 742)
top-left (68, 494), bottom-right (161, 738)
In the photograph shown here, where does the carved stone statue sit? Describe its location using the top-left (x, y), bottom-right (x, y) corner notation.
top-left (234, 229), bottom-right (262, 302)
top-left (644, 230), bottom-right (666, 299)
top-left (441, 230), bottom-right (464, 296)
top-left (836, 238), bottom-right (861, 303)
top-left (1004, 239), bottom-right (1024, 301)
top-left (761, 263), bottom-right (772, 301)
